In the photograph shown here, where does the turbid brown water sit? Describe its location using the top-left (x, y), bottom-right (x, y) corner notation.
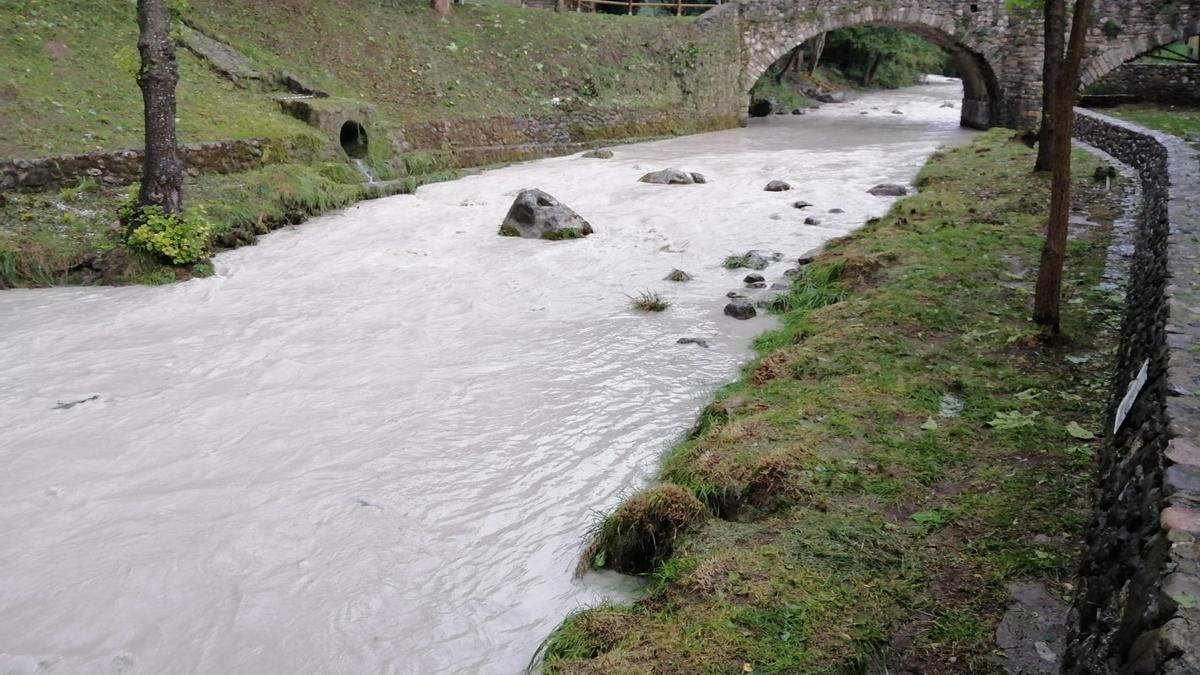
top-left (0, 78), bottom-right (972, 674)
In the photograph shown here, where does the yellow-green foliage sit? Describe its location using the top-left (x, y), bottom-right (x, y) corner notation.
top-left (126, 204), bottom-right (212, 265)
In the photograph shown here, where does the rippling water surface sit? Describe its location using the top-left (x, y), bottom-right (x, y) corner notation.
top-left (0, 79), bottom-right (971, 674)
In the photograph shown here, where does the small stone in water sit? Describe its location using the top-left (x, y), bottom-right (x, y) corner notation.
top-left (724, 300), bottom-right (756, 320)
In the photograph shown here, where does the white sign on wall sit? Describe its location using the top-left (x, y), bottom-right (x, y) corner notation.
top-left (1113, 359), bottom-right (1149, 434)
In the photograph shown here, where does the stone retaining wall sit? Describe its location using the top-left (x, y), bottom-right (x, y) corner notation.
top-left (1064, 108), bottom-right (1200, 674)
top-left (401, 107), bottom-right (742, 170)
top-left (0, 139), bottom-right (277, 192)
top-left (1083, 63), bottom-right (1200, 107)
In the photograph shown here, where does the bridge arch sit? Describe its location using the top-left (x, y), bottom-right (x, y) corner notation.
top-left (736, 2), bottom-right (1005, 129)
top-left (1079, 18), bottom-right (1200, 88)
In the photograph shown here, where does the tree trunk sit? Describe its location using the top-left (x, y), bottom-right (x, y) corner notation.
top-left (807, 32), bottom-right (826, 74)
top-left (1032, 0), bottom-right (1094, 332)
top-left (1034, 0), bottom-right (1066, 172)
top-left (862, 54), bottom-right (880, 87)
top-left (776, 46), bottom-right (803, 84)
top-left (431, 0), bottom-right (451, 17)
top-left (555, 0), bottom-right (565, 12)
top-left (135, 0), bottom-right (182, 220)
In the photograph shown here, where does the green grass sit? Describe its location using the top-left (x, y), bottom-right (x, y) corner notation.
top-left (0, 0), bottom-right (316, 157)
top-left (540, 130), bottom-right (1125, 674)
top-left (0, 162), bottom-right (460, 287)
top-left (1101, 102), bottom-right (1200, 142)
top-left (185, 0), bottom-right (719, 125)
top-left (748, 79), bottom-right (815, 112)
top-left (629, 290), bottom-right (671, 312)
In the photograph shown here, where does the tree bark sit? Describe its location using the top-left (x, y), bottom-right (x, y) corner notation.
top-left (135, 0), bottom-right (182, 219)
top-left (1034, 0), bottom-right (1066, 172)
top-left (1032, 0), bottom-right (1094, 332)
top-left (431, 0), bottom-right (451, 17)
top-left (862, 54), bottom-right (880, 87)
top-left (807, 32), bottom-right (826, 74)
top-left (776, 46), bottom-right (803, 84)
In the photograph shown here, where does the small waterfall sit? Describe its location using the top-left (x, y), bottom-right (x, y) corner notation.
top-left (351, 158), bottom-right (379, 185)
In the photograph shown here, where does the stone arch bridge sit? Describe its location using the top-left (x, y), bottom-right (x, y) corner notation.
top-left (700, 0), bottom-right (1200, 128)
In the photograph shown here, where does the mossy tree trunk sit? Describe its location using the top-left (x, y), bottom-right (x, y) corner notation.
top-left (807, 32), bottom-right (826, 74)
top-left (1035, 0), bottom-right (1066, 172)
top-left (135, 0), bottom-right (182, 221)
top-left (1033, 0), bottom-right (1094, 332)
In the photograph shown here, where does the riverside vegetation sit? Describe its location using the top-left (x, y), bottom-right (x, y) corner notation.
top-left (538, 129), bottom-right (1127, 673)
top-left (0, 0), bottom-right (720, 287)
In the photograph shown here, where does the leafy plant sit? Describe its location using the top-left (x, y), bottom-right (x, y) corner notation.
top-left (1065, 421), bottom-right (1095, 439)
top-left (126, 205), bottom-right (212, 265)
top-left (987, 410), bottom-right (1039, 430)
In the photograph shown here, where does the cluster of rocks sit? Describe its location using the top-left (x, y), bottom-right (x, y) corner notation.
top-left (748, 88), bottom-right (846, 118)
top-left (499, 169), bottom-right (907, 349)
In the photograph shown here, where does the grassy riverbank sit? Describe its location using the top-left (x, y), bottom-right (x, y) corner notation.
top-left (540, 129), bottom-right (1124, 673)
top-left (1101, 103), bottom-right (1200, 143)
top-left (1, 0), bottom-right (732, 287)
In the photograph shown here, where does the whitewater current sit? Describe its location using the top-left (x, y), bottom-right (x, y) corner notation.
top-left (0, 78), bottom-right (973, 675)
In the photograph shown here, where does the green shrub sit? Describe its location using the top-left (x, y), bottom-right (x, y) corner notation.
top-left (126, 205), bottom-right (212, 265)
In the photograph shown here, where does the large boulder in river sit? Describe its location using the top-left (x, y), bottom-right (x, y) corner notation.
top-left (867, 183), bottom-right (908, 197)
top-left (765, 180), bottom-right (792, 192)
top-left (499, 189), bottom-right (593, 240)
top-left (639, 169), bottom-right (698, 185)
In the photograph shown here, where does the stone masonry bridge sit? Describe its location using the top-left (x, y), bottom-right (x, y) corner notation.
top-left (701, 0), bottom-right (1200, 129)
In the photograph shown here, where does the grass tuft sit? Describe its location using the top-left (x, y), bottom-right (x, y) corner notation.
top-left (629, 290), bottom-right (671, 312)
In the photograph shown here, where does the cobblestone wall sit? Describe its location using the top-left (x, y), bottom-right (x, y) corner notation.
top-left (1064, 107), bottom-right (1200, 675)
top-left (1083, 63), bottom-right (1200, 107)
top-left (0, 138), bottom-right (284, 192)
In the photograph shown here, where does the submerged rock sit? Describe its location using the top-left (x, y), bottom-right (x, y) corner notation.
top-left (792, 200), bottom-right (812, 209)
top-left (498, 189), bottom-right (593, 240)
top-left (828, 208), bottom-right (844, 213)
top-left (690, 172), bottom-right (708, 184)
top-left (664, 269), bottom-right (693, 282)
top-left (868, 183), bottom-right (908, 197)
top-left (677, 337), bottom-right (711, 348)
top-left (582, 149), bottom-right (614, 159)
top-left (815, 90), bottom-right (846, 103)
top-left (724, 299), bottom-right (757, 320)
top-left (744, 273), bottom-right (765, 284)
top-left (747, 250), bottom-right (783, 269)
top-left (639, 169), bottom-right (698, 185)
top-left (791, 108), bottom-right (806, 115)
top-left (765, 180), bottom-right (792, 192)
top-left (804, 217), bottom-right (821, 226)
